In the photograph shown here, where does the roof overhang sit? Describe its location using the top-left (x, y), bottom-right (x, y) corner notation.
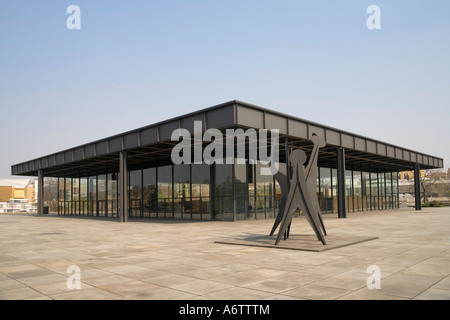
top-left (11, 100), bottom-right (444, 178)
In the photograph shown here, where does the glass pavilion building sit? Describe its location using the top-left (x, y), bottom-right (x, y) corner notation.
top-left (11, 101), bottom-right (444, 221)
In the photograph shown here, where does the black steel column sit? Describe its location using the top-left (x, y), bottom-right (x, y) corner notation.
top-left (414, 163), bottom-right (422, 211)
top-left (337, 148), bottom-right (347, 218)
top-left (119, 151), bottom-right (129, 222)
top-left (232, 159), bottom-right (236, 222)
top-left (37, 169), bottom-right (44, 217)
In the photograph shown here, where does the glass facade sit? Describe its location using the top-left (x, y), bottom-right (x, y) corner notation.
top-left (54, 161), bottom-right (399, 220)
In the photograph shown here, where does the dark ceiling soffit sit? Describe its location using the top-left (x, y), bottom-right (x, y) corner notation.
top-left (11, 100), bottom-right (444, 176)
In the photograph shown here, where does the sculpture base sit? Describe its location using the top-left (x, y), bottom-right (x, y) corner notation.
top-left (215, 234), bottom-right (378, 252)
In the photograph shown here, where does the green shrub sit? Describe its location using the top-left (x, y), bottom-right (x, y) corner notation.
top-left (422, 201), bottom-right (445, 207)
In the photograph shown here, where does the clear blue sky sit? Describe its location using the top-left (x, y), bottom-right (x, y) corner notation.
top-left (1, 0), bottom-right (449, 179)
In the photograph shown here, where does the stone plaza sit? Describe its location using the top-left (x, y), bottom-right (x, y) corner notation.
top-left (1, 207), bottom-right (449, 300)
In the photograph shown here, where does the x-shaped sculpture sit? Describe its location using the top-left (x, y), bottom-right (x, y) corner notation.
top-left (270, 134), bottom-right (327, 245)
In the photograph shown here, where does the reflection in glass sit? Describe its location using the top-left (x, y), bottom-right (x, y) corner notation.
top-left (50, 165), bottom-right (402, 221)
top-left (98, 174), bottom-right (107, 216)
top-left (319, 167), bottom-right (332, 213)
top-left (158, 165), bottom-right (173, 218)
top-left (80, 177), bottom-right (88, 215)
top-left (143, 167), bottom-right (157, 218)
top-left (129, 170), bottom-right (142, 218)
top-left (192, 164), bottom-right (211, 220)
top-left (362, 172), bottom-right (370, 210)
top-left (379, 172), bottom-right (386, 210)
top-left (174, 164), bottom-right (191, 219)
top-left (43, 177), bottom-right (58, 214)
top-left (385, 172), bottom-right (392, 209)
top-left (370, 172), bottom-right (378, 210)
top-left (274, 162), bottom-right (286, 217)
top-left (332, 168), bottom-right (338, 213)
top-left (88, 176), bottom-right (97, 216)
top-left (58, 177), bottom-right (64, 214)
top-left (353, 171), bottom-right (362, 211)
top-left (107, 173), bottom-right (118, 217)
top-left (213, 163), bottom-right (233, 220)
top-left (65, 177), bottom-right (72, 215)
top-left (235, 162), bottom-right (249, 220)
top-left (72, 178), bottom-right (79, 215)
top-left (345, 170), bottom-right (353, 212)
top-left (255, 162), bottom-right (274, 219)
top-left (392, 171), bottom-right (399, 209)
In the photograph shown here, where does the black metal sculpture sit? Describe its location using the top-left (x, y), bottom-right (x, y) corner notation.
top-left (270, 134), bottom-right (327, 245)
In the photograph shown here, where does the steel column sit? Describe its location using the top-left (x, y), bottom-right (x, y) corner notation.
top-left (232, 159), bottom-right (236, 222)
top-left (37, 169), bottom-right (44, 217)
top-left (337, 148), bottom-right (347, 218)
top-left (119, 151), bottom-right (129, 222)
top-left (414, 163), bottom-right (422, 211)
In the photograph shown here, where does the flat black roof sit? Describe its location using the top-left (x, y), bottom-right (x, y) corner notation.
top-left (11, 100), bottom-right (444, 177)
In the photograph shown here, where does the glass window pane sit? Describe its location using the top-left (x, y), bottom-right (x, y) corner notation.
top-left (362, 172), bottom-right (370, 211)
top-left (213, 163), bottom-right (232, 220)
top-left (392, 171), bottom-right (399, 209)
top-left (158, 165), bottom-right (173, 218)
top-left (345, 170), bottom-right (353, 212)
top-left (72, 178), bottom-right (79, 215)
top-left (353, 171), bottom-right (362, 211)
top-left (379, 172), bottom-right (386, 209)
top-left (43, 177), bottom-right (58, 213)
top-left (88, 176), bottom-right (97, 215)
top-left (174, 164), bottom-right (190, 219)
top-left (65, 178), bottom-right (72, 215)
top-left (72, 178), bottom-right (79, 201)
top-left (235, 162), bottom-right (249, 220)
top-left (274, 162), bottom-right (286, 217)
top-left (319, 167), bottom-right (332, 213)
top-left (129, 169), bottom-right (142, 218)
top-left (332, 168), bottom-right (338, 213)
top-left (80, 177), bottom-right (88, 215)
top-left (143, 168), bottom-right (157, 218)
top-left (58, 178), bottom-right (64, 202)
top-left (370, 172), bottom-right (378, 210)
top-left (107, 173), bottom-right (118, 216)
top-left (192, 164), bottom-right (211, 219)
top-left (98, 174), bottom-right (107, 216)
top-left (255, 162), bottom-right (273, 219)
top-left (65, 178), bottom-right (72, 201)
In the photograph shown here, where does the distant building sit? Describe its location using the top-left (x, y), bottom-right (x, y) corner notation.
top-left (399, 169), bottom-right (449, 181)
top-left (398, 170), bottom-right (425, 181)
top-left (0, 179), bottom-right (37, 213)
